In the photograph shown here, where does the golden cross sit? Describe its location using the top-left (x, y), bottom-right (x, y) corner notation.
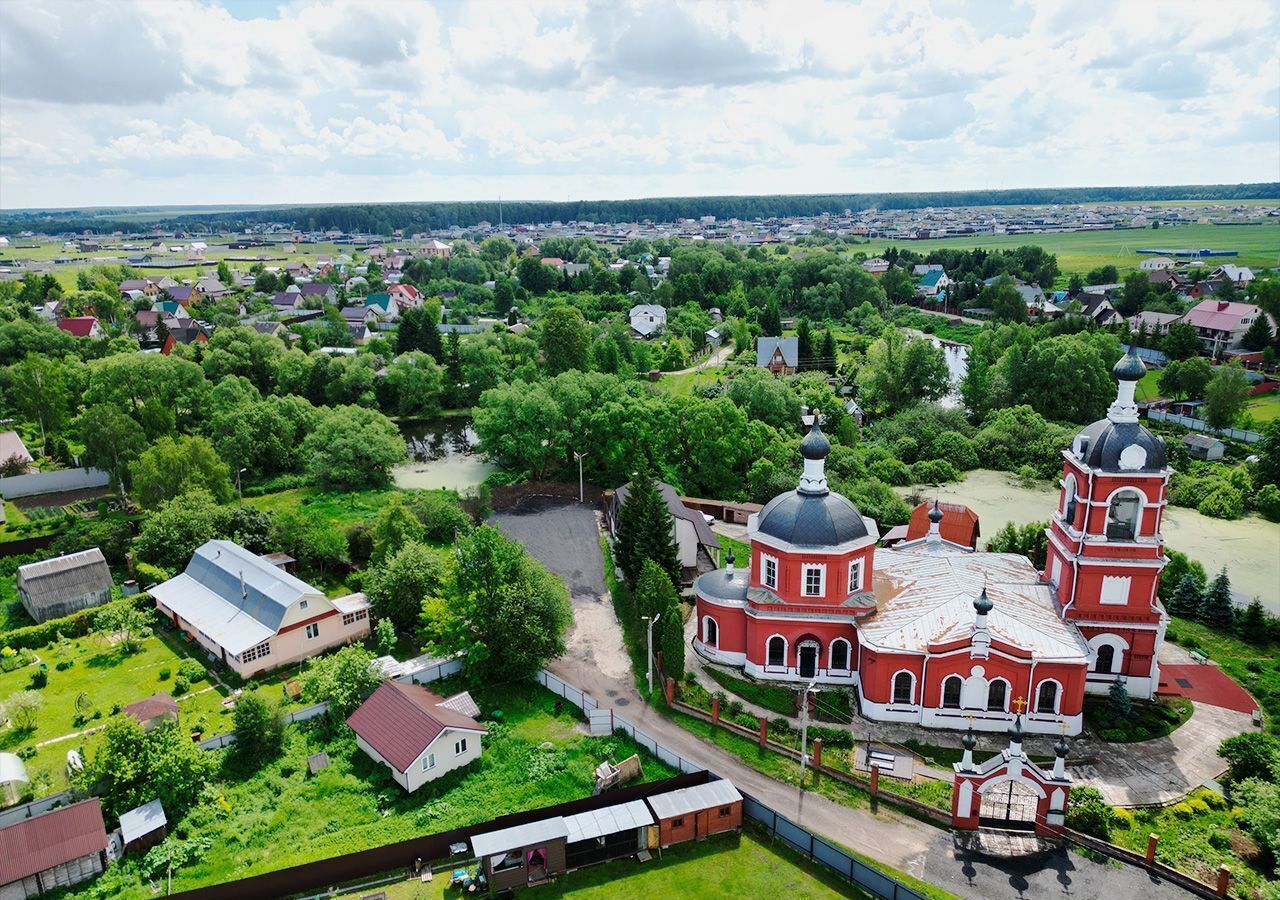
top-left (1011, 696), bottom-right (1027, 715)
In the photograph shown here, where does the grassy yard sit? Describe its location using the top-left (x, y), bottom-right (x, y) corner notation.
top-left (1109, 788), bottom-right (1270, 899)
top-left (0, 631), bottom-right (232, 797)
top-left (92, 681), bottom-right (677, 897)
top-left (1244, 391), bottom-right (1280, 424)
top-left (243, 486), bottom-right (408, 531)
top-left (1164, 617), bottom-right (1280, 734)
top-left (332, 830), bottom-right (869, 900)
top-left (702, 667), bottom-right (852, 723)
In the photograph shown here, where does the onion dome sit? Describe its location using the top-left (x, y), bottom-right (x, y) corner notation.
top-left (1055, 734), bottom-right (1069, 759)
top-left (755, 491), bottom-right (869, 547)
top-left (928, 499), bottom-right (944, 525)
top-left (962, 726), bottom-right (976, 752)
top-left (1008, 714), bottom-right (1023, 744)
top-left (974, 586), bottom-right (993, 616)
top-left (1113, 344), bottom-right (1147, 382)
top-left (799, 414), bottom-right (831, 460)
top-left (726, 550), bottom-right (736, 566)
top-left (1071, 418), bottom-right (1167, 473)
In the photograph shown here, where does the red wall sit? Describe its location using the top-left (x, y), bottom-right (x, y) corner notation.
top-left (750, 543), bottom-right (875, 606)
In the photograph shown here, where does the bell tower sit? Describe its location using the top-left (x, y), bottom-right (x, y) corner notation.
top-left (1044, 346), bottom-right (1171, 699)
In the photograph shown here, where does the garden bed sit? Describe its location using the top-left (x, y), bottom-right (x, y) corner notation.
top-left (1085, 695), bottom-right (1193, 743)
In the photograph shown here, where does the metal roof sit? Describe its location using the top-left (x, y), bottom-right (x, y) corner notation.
top-left (860, 547), bottom-right (1089, 660)
top-left (1072, 418), bottom-right (1167, 473)
top-left (118, 799), bottom-right (166, 845)
top-left (755, 490), bottom-right (872, 547)
top-left (756, 336), bottom-right (798, 368)
top-left (564, 800), bottom-right (653, 843)
top-left (471, 816), bottom-right (569, 858)
top-left (0, 799), bottom-right (107, 885)
top-left (612, 482), bottom-right (720, 550)
top-left (347, 682), bottom-right (487, 773)
top-left (646, 779), bottom-right (742, 820)
top-left (16, 549), bottom-right (112, 611)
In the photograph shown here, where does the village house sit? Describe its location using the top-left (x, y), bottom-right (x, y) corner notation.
top-left (420, 239), bottom-right (452, 258)
top-left (56, 316), bottom-right (105, 340)
top-left (607, 481), bottom-right (721, 577)
top-left (163, 285), bottom-right (201, 307)
top-left (1076, 294), bottom-right (1122, 327)
top-left (1182, 433), bottom-right (1226, 461)
top-left (629, 303), bottom-right (666, 339)
top-left (1212, 264), bottom-right (1254, 286)
top-left (150, 540), bottom-right (371, 678)
top-left (296, 282), bottom-right (337, 305)
top-left (363, 293), bottom-right (398, 321)
top-left (1139, 256), bottom-right (1175, 271)
top-left (1128, 310), bottom-right (1181, 336)
top-left (915, 269), bottom-right (951, 297)
top-left (860, 257), bottom-right (890, 275)
top-left (388, 283), bottom-right (422, 309)
top-left (1183, 299), bottom-right (1274, 354)
top-left (756, 336), bottom-right (798, 375)
top-left (347, 682), bottom-right (487, 793)
top-left (151, 300), bottom-right (190, 319)
top-left (693, 350), bottom-right (1171, 735)
top-left (161, 320), bottom-right (211, 355)
top-left (0, 799), bottom-right (109, 898)
top-left (118, 278), bottom-right (158, 297)
top-left (118, 799), bottom-right (167, 854)
top-left (16, 549), bottom-right (113, 623)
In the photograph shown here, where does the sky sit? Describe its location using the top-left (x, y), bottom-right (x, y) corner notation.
top-left (0, 0), bottom-right (1277, 210)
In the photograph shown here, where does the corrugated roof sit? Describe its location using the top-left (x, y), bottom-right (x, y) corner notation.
top-left (118, 799), bottom-right (166, 845)
top-left (646, 779), bottom-right (742, 820)
top-left (471, 816), bottom-right (569, 858)
top-left (347, 682), bottom-right (487, 773)
top-left (564, 800), bottom-right (653, 843)
top-left (859, 547), bottom-right (1088, 659)
top-left (437, 691), bottom-right (481, 719)
top-left (16, 549), bottom-right (112, 610)
top-left (0, 799), bottom-right (107, 884)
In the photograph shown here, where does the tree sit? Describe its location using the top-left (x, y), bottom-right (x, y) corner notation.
top-left (1162, 322), bottom-right (1202, 360)
top-left (383, 351), bottom-right (444, 417)
top-left (1241, 313), bottom-right (1274, 352)
top-left (298, 644), bottom-right (381, 719)
top-left (516, 255), bottom-right (558, 294)
top-left (93, 602), bottom-right (152, 653)
top-left (819, 330), bottom-right (838, 374)
top-left (132, 488), bottom-right (233, 573)
top-left (10, 354), bottom-right (70, 456)
top-left (1255, 420), bottom-right (1280, 488)
top-left (1118, 272), bottom-right (1150, 316)
top-left (422, 525), bottom-right (571, 681)
top-left (1157, 356), bottom-right (1212, 401)
top-left (1107, 678), bottom-right (1132, 720)
top-left (232, 691), bottom-right (284, 761)
top-left (1237, 597), bottom-right (1267, 644)
top-left (3, 691), bottom-right (42, 731)
top-left (1202, 362), bottom-right (1251, 430)
top-left (130, 434), bottom-right (234, 509)
top-left (374, 617), bottom-right (397, 655)
top-left (613, 468), bottom-right (681, 588)
top-left (986, 277), bottom-right (1028, 324)
top-left (760, 295), bottom-right (782, 337)
top-left (371, 495), bottom-right (426, 563)
top-left (1168, 573), bottom-right (1203, 620)
top-left (303, 406), bottom-right (406, 489)
top-left (1219, 732), bottom-right (1279, 783)
top-left (857, 329), bottom-right (950, 415)
top-left (725, 368), bottom-right (801, 430)
top-left (540, 305), bottom-right (591, 374)
top-left (796, 316), bottom-right (814, 368)
top-left (366, 541), bottom-right (443, 632)
top-left (216, 259), bottom-right (233, 285)
top-left (635, 560), bottom-right (685, 679)
top-left (78, 404), bottom-right (145, 495)
top-left (79, 718), bottom-right (215, 820)
top-left (1201, 568), bottom-right (1235, 629)
top-left (1065, 785), bottom-right (1116, 839)
top-left (984, 520), bottom-right (1049, 569)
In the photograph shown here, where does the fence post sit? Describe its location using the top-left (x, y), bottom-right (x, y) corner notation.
top-left (758, 716), bottom-right (768, 749)
top-left (1145, 833), bottom-right (1158, 865)
top-left (711, 696), bottom-right (720, 728)
top-left (870, 764), bottom-right (880, 795)
top-left (812, 738), bottom-right (822, 769)
top-left (664, 677), bottom-right (675, 704)
top-left (1216, 865), bottom-right (1231, 898)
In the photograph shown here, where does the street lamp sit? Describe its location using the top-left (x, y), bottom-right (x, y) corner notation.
top-left (641, 612), bottom-right (661, 695)
top-left (573, 451), bottom-right (586, 503)
top-left (236, 468), bottom-right (247, 505)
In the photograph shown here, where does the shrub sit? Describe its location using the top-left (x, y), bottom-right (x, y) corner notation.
top-left (1220, 733), bottom-right (1279, 783)
top-left (1208, 829), bottom-right (1232, 851)
top-left (178, 659), bottom-right (207, 684)
top-left (1170, 801), bottom-right (1196, 820)
top-left (1112, 807), bottom-right (1134, 830)
top-left (910, 459), bottom-right (960, 484)
top-left (932, 430), bottom-right (980, 471)
top-left (55, 660), bottom-right (74, 672)
top-left (1256, 484), bottom-right (1280, 522)
top-left (172, 676), bottom-right (190, 696)
top-left (1066, 786), bottom-right (1116, 839)
top-left (158, 667), bottom-right (172, 680)
top-left (868, 457), bottom-right (912, 486)
top-left (1098, 728), bottom-right (1126, 743)
top-left (29, 668), bottom-right (47, 689)
top-left (1196, 788), bottom-right (1229, 810)
top-left (409, 493), bottom-right (471, 542)
top-left (0, 595), bottom-right (155, 652)
top-left (1198, 484), bottom-right (1245, 520)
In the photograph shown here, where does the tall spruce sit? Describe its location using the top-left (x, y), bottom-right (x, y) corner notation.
top-left (1168, 573), bottom-right (1203, 620)
top-left (1237, 597), bottom-right (1267, 644)
top-left (761, 295), bottom-right (783, 338)
top-left (634, 559), bottom-right (686, 679)
top-left (796, 316), bottom-right (814, 368)
top-left (1201, 568), bottom-right (1235, 629)
top-left (614, 468), bottom-right (681, 588)
top-left (820, 330), bottom-right (838, 374)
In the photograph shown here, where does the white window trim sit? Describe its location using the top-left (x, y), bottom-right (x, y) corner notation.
top-left (801, 563), bottom-right (826, 598)
top-left (304, 623), bottom-right (320, 640)
top-left (454, 738), bottom-right (468, 756)
top-left (702, 615), bottom-right (719, 647)
top-left (765, 634), bottom-right (788, 670)
top-left (762, 553), bottom-right (778, 590)
top-left (1034, 678), bottom-right (1063, 715)
top-left (986, 678), bottom-right (1010, 712)
top-left (891, 669), bottom-right (916, 706)
top-left (1103, 487), bottom-right (1146, 540)
top-left (239, 640), bottom-right (271, 663)
top-left (941, 675), bottom-right (963, 709)
top-left (829, 637), bottom-right (852, 673)
top-left (299, 599), bottom-right (309, 611)
top-left (422, 752), bottom-right (436, 771)
top-left (847, 560), bottom-right (863, 594)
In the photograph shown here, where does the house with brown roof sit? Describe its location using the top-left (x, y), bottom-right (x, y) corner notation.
top-left (123, 693), bottom-right (179, 732)
top-left (904, 500), bottom-right (980, 550)
top-left (56, 317), bottom-right (105, 340)
top-left (346, 682), bottom-right (487, 793)
top-left (0, 799), bottom-right (108, 898)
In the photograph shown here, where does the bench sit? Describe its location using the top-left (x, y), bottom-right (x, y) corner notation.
top-left (1190, 649), bottom-right (1209, 664)
top-left (868, 750), bottom-right (897, 768)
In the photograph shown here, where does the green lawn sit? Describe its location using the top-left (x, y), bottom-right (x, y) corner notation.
top-left (0, 631), bottom-right (232, 797)
top-left (862, 222), bottom-right (1280, 277)
top-left (1135, 369), bottom-right (1163, 402)
top-left (91, 681), bottom-right (678, 897)
top-left (1244, 391), bottom-right (1280, 424)
top-left (333, 830), bottom-right (869, 900)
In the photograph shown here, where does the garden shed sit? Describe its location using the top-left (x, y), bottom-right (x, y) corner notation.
top-left (0, 799), bottom-right (108, 898)
top-left (644, 779), bottom-right (743, 847)
top-left (15, 549), bottom-right (113, 624)
top-left (563, 799), bottom-right (654, 869)
top-left (471, 817), bottom-right (569, 891)
top-left (122, 693), bottom-right (179, 732)
top-left (118, 798), bottom-right (166, 853)
top-left (1182, 433), bottom-right (1225, 461)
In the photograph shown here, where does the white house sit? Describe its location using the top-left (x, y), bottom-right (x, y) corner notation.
top-left (607, 481), bottom-right (721, 572)
top-left (1139, 257), bottom-right (1174, 271)
top-left (346, 682), bottom-right (487, 793)
top-left (629, 303), bottom-right (666, 339)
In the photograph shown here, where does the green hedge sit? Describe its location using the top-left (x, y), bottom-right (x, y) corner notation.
top-left (0, 592), bottom-right (154, 651)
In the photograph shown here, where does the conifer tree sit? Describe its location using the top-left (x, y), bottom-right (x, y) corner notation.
top-left (634, 559), bottom-right (686, 678)
top-left (1168, 573), bottom-right (1203, 620)
top-left (614, 468), bottom-right (680, 588)
top-left (797, 316), bottom-right (814, 367)
top-left (1200, 568), bottom-right (1235, 629)
top-left (820, 330), bottom-right (838, 374)
top-left (1236, 597), bottom-right (1267, 643)
top-left (1107, 678), bottom-right (1132, 720)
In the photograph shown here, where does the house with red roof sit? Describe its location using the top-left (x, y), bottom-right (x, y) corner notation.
top-left (388, 283), bottom-right (422, 309)
top-left (56, 317), bottom-right (105, 340)
top-left (904, 501), bottom-right (980, 550)
top-left (0, 798), bottom-right (108, 897)
top-left (347, 682), bottom-right (487, 793)
top-left (1182, 299), bottom-right (1275, 355)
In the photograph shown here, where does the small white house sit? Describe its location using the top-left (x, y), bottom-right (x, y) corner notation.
top-left (346, 682), bottom-right (487, 793)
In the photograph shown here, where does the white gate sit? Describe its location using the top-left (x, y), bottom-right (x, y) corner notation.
top-left (588, 708), bottom-right (615, 735)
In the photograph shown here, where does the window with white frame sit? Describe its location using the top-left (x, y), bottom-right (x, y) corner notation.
top-left (299, 599), bottom-right (309, 611)
top-left (422, 752), bottom-right (436, 771)
top-left (239, 641), bottom-right (271, 663)
top-left (304, 623), bottom-right (320, 640)
top-left (802, 564), bottom-right (825, 597)
top-left (848, 560), bottom-right (862, 593)
top-left (342, 609), bottom-right (369, 627)
top-left (830, 638), bottom-right (851, 671)
top-left (1100, 575), bottom-right (1131, 605)
top-left (762, 554), bottom-right (778, 590)
top-left (454, 737), bottom-right (468, 755)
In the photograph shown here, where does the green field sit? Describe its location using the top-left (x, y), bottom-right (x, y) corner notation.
top-left (332, 831), bottom-right (867, 900)
top-left (1245, 392), bottom-right (1280, 424)
top-left (866, 222), bottom-right (1280, 277)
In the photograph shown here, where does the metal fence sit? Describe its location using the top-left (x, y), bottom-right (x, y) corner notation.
top-left (743, 795), bottom-right (927, 900)
top-left (1147, 408), bottom-right (1263, 442)
top-left (0, 466), bottom-right (109, 499)
top-left (0, 790), bottom-right (73, 828)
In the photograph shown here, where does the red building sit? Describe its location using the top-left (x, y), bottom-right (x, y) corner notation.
top-left (693, 348), bottom-right (1169, 737)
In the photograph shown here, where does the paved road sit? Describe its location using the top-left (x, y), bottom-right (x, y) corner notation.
top-left (491, 497), bottom-right (1200, 899)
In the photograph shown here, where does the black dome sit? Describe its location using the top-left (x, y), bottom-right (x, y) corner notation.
top-left (1073, 418), bottom-right (1167, 473)
top-left (974, 587), bottom-right (993, 615)
top-left (756, 489), bottom-right (869, 547)
top-left (1113, 346), bottom-right (1147, 382)
top-left (800, 418), bottom-right (831, 460)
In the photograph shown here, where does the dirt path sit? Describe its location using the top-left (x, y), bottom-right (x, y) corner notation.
top-left (664, 342), bottom-right (735, 375)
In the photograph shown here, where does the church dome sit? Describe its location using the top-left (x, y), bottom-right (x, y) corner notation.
top-left (799, 416), bottom-right (832, 460)
top-left (1072, 418), bottom-right (1167, 473)
top-left (755, 490), bottom-right (869, 547)
top-left (1113, 345), bottom-right (1147, 382)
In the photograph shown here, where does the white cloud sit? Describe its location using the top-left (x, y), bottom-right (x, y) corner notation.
top-left (0, 0), bottom-right (1275, 208)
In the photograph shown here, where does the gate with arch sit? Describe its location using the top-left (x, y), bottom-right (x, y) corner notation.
top-left (978, 778), bottom-right (1041, 831)
top-left (951, 717), bottom-right (1072, 838)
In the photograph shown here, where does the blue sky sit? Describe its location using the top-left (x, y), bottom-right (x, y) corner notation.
top-left (0, 0), bottom-right (1276, 209)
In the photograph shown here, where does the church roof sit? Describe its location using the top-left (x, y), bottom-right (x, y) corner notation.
top-left (858, 547), bottom-right (1088, 660)
top-left (1072, 418), bottom-right (1167, 473)
top-left (755, 490), bottom-right (873, 547)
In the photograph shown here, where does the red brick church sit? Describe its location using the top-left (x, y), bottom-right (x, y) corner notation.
top-left (693, 347), bottom-right (1170, 736)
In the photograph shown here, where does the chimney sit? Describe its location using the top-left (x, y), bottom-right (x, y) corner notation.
top-left (239, 570), bottom-right (247, 599)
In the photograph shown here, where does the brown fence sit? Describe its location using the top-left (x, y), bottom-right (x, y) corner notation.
top-left (171, 771), bottom-right (709, 899)
top-left (489, 480), bottom-right (604, 510)
top-left (0, 533), bottom-right (57, 559)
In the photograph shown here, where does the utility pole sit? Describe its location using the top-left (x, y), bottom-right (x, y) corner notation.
top-left (574, 451), bottom-right (586, 503)
top-left (642, 613), bottom-right (661, 695)
top-left (799, 679), bottom-right (817, 778)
